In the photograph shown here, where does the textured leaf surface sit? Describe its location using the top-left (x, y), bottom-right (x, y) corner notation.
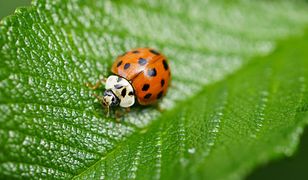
top-left (75, 34), bottom-right (308, 179)
top-left (0, 0), bottom-right (308, 179)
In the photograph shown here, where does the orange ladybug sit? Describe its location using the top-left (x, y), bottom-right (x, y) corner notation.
top-left (88, 48), bottom-right (171, 115)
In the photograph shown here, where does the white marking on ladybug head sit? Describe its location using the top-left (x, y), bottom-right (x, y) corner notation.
top-left (105, 75), bottom-right (135, 108)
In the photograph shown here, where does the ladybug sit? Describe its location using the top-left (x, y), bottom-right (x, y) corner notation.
top-left (87, 48), bottom-right (171, 116)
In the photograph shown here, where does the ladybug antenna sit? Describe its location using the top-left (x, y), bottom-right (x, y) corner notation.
top-left (100, 95), bottom-right (110, 117)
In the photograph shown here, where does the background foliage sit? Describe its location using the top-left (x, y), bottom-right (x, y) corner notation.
top-left (0, 0), bottom-right (30, 19)
top-left (0, 0), bottom-right (308, 179)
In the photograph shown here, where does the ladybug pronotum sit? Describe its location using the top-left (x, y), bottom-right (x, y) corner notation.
top-left (88, 48), bottom-right (171, 116)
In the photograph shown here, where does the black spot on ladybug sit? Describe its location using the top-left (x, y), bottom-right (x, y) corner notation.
top-left (128, 91), bottom-right (134, 96)
top-left (157, 91), bottom-right (163, 99)
top-left (132, 50), bottom-right (139, 54)
top-left (161, 79), bottom-right (165, 87)
top-left (117, 77), bottom-right (122, 82)
top-left (121, 88), bottom-right (127, 97)
top-left (162, 60), bottom-right (169, 70)
top-left (144, 93), bottom-right (152, 99)
top-left (149, 49), bottom-right (160, 55)
top-left (114, 84), bottom-right (123, 89)
top-left (147, 68), bottom-right (157, 77)
top-left (124, 63), bottom-right (130, 70)
top-left (117, 61), bottom-right (122, 67)
top-left (138, 58), bottom-right (147, 66)
top-left (142, 84), bottom-right (150, 91)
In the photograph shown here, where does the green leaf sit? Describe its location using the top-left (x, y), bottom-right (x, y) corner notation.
top-left (72, 34), bottom-right (308, 180)
top-left (0, 0), bottom-right (30, 19)
top-left (1, 0), bottom-right (308, 179)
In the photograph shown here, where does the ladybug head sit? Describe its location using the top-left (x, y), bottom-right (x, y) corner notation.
top-left (103, 89), bottom-right (120, 107)
top-left (102, 89), bottom-right (120, 117)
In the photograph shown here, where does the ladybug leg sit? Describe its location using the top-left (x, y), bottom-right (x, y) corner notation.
top-left (115, 110), bottom-right (124, 122)
top-left (85, 81), bottom-right (102, 90)
top-left (106, 106), bottom-right (110, 118)
top-left (92, 94), bottom-right (110, 117)
top-left (156, 103), bottom-right (164, 113)
top-left (92, 94), bottom-right (104, 101)
top-left (114, 108), bottom-right (130, 122)
top-left (85, 75), bottom-right (107, 90)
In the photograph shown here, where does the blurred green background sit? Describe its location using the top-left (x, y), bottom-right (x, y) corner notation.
top-left (0, 0), bottom-right (30, 19)
top-left (0, 1), bottom-right (307, 179)
top-left (248, 127), bottom-right (308, 180)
